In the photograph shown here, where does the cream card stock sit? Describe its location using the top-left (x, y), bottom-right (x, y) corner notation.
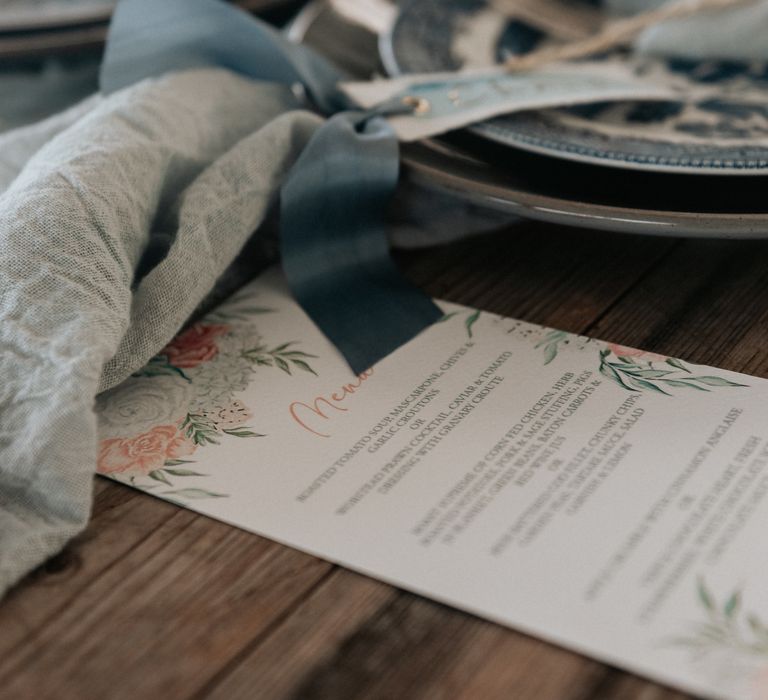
top-left (98, 269), bottom-right (768, 700)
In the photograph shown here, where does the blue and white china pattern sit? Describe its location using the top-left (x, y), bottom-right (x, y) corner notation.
top-left (385, 0), bottom-right (768, 173)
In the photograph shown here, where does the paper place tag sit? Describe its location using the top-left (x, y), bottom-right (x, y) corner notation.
top-left (342, 62), bottom-right (677, 141)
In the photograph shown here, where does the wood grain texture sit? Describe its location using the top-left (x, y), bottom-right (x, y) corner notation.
top-left (4, 221), bottom-right (767, 700)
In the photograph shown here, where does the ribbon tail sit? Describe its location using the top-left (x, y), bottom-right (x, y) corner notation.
top-left (280, 113), bottom-right (443, 374)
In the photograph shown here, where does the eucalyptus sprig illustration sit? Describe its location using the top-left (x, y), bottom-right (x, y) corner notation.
top-left (438, 310), bottom-right (481, 338)
top-left (536, 329), bottom-right (569, 365)
top-left (181, 412), bottom-right (221, 446)
top-left (671, 580), bottom-right (768, 659)
top-left (241, 342), bottom-right (318, 376)
top-left (599, 349), bottom-right (747, 395)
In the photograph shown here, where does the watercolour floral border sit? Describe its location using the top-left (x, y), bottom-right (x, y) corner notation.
top-left (96, 307), bottom-right (481, 501)
top-left (96, 300), bottom-right (320, 501)
top-left (533, 328), bottom-right (747, 395)
top-left (96, 302), bottom-right (747, 503)
top-left (668, 580), bottom-right (768, 697)
top-left (673, 580), bottom-right (768, 660)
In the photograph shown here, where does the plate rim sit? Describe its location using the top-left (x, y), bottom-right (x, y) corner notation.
top-left (402, 140), bottom-right (768, 238)
top-left (0, 3), bottom-right (114, 33)
top-left (382, 0), bottom-right (768, 177)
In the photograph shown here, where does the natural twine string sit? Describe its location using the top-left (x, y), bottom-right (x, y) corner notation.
top-left (503, 0), bottom-right (758, 72)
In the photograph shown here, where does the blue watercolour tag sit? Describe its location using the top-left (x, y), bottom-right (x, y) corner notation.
top-left (343, 62), bottom-right (676, 142)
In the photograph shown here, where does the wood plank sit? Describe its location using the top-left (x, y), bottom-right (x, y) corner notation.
top-left (206, 568), bottom-right (607, 700)
top-left (202, 571), bottom-right (399, 699)
top-left (0, 480), bottom-right (172, 656)
top-left (399, 221), bottom-right (675, 332)
top-left (590, 672), bottom-right (693, 700)
top-left (0, 501), bottom-right (332, 698)
top-left (586, 237), bottom-right (768, 377)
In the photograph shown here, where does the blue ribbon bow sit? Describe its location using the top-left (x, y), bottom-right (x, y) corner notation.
top-left (101, 0), bottom-right (443, 374)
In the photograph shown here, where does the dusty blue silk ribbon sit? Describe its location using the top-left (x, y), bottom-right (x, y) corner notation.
top-left (100, 0), bottom-right (442, 374)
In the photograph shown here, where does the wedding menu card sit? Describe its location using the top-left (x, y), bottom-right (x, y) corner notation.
top-left (97, 268), bottom-right (768, 700)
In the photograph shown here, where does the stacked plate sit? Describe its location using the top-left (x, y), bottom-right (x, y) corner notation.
top-left (295, 0), bottom-right (768, 237)
top-left (0, 0), bottom-right (306, 132)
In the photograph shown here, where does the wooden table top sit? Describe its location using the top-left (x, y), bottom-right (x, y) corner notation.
top-left (5, 221), bottom-right (765, 699)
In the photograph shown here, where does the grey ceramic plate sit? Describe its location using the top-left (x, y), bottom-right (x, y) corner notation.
top-left (401, 137), bottom-right (768, 238)
top-left (292, 0), bottom-right (768, 238)
top-left (384, 0), bottom-right (768, 175)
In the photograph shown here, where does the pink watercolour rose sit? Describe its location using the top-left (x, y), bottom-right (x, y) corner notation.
top-left (97, 424), bottom-right (196, 477)
top-left (162, 323), bottom-right (230, 369)
top-left (606, 343), bottom-right (668, 363)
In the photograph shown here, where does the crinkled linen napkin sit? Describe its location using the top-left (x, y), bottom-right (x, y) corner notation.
top-left (0, 61), bottom-right (506, 598)
top-left (0, 0), bottom-right (765, 598)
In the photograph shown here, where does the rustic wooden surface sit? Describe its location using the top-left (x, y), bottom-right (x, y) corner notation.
top-left (4, 221), bottom-right (767, 699)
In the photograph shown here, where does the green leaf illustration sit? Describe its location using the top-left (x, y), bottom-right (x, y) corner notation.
top-left (149, 469), bottom-right (172, 486)
top-left (290, 358), bottom-right (318, 376)
top-left (164, 459), bottom-right (195, 466)
top-left (698, 579), bottom-right (715, 612)
top-left (164, 468), bottom-right (206, 477)
top-left (661, 379), bottom-right (710, 391)
top-left (666, 358), bottom-right (690, 373)
top-left (598, 348), bottom-right (748, 397)
top-left (625, 369), bottom-right (674, 379)
top-left (600, 362), bottom-right (638, 393)
top-left (163, 489), bottom-right (228, 499)
top-left (222, 428), bottom-right (265, 438)
top-left (242, 341), bottom-right (319, 377)
top-left (672, 581), bottom-right (768, 661)
top-left (182, 413), bottom-right (220, 446)
top-left (536, 330), bottom-right (568, 365)
top-left (690, 376), bottom-right (749, 388)
top-left (627, 377), bottom-right (670, 395)
top-left (274, 356), bottom-right (291, 374)
top-left (465, 310), bottom-right (481, 338)
top-left (724, 591), bottom-right (742, 618)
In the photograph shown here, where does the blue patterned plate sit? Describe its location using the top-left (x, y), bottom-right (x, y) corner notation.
top-left (383, 0), bottom-right (768, 175)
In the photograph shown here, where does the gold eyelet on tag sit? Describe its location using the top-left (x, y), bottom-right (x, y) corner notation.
top-left (401, 95), bottom-right (431, 115)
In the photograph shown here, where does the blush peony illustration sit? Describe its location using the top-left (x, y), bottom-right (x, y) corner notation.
top-left (161, 323), bottom-right (230, 368)
top-left (96, 310), bottom-right (319, 499)
top-left (98, 425), bottom-right (196, 477)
